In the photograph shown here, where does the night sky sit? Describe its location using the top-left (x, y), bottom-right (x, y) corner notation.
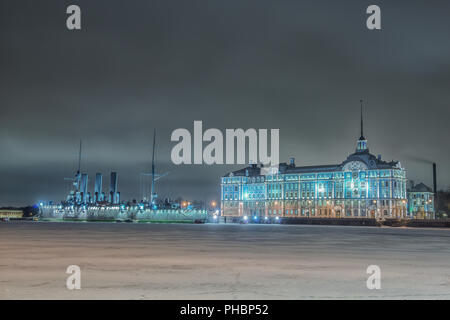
top-left (1, 0), bottom-right (449, 206)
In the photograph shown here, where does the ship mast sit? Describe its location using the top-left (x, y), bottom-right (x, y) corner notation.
top-left (140, 129), bottom-right (169, 205)
top-left (77, 139), bottom-right (82, 174)
top-left (77, 139), bottom-right (82, 191)
top-left (63, 139), bottom-right (83, 203)
top-left (151, 129), bottom-right (156, 204)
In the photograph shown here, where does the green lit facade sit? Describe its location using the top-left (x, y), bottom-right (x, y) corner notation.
top-left (407, 183), bottom-right (435, 219)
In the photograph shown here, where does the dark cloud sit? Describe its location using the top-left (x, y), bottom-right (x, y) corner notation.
top-left (1, 0), bottom-right (450, 205)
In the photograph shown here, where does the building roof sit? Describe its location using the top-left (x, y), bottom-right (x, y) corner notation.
top-left (341, 149), bottom-right (400, 170)
top-left (408, 182), bottom-right (433, 193)
top-left (226, 164), bottom-right (261, 177)
top-left (223, 150), bottom-right (401, 178)
top-left (222, 106), bottom-right (402, 178)
top-left (280, 163), bottom-right (340, 174)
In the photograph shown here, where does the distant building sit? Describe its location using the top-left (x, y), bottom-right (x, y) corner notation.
top-left (221, 107), bottom-right (409, 219)
top-left (407, 182), bottom-right (434, 219)
top-left (0, 209), bottom-right (23, 219)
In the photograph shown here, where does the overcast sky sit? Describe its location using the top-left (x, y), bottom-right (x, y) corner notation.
top-left (1, 0), bottom-right (449, 206)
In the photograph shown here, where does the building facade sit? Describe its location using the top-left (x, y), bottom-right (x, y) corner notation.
top-left (221, 117), bottom-right (409, 220)
top-left (407, 183), bottom-right (434, 219)
top-left (0, 209), bottom-right (24, 219)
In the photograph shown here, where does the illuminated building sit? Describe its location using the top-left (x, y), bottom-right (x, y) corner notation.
top-left (407, 183), bottom-right (434, 219)
top-left (0, 210), bottom-right (24, 219)
top-left (221, 107), bottom-right (409, 219)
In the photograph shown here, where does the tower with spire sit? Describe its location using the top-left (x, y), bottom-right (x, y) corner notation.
top-left (356, 99), bottom-right (368, 153)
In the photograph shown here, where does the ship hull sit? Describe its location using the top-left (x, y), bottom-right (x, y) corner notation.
top-left (39, 205), bottom-right (208, 223)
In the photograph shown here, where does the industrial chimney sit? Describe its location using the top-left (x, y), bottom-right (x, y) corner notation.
top-left (432, 163), bottom-right (437, 195)
top-left (433, 163), bottom-right (437, 219)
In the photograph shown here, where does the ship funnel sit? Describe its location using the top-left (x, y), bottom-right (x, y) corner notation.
top-left (110, 172), bottom-right (118, 204)
top-left (81, 174), bottom-right (88, 204)
top-left (94, 173), bottom-right (103, 202)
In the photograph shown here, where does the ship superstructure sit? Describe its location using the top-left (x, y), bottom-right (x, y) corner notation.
top-left (39, 132), bottom-right (207, 223)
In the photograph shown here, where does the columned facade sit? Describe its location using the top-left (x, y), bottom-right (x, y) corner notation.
top-left (221, 115), bottom-right (409, 219)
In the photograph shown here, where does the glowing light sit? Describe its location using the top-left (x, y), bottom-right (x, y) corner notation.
top-left (275, 216), bottom-right (279, 220)
top-left (243, 215), bottom-right (248, 221)
top-left (213, 215), bottom-right (218, 220)
top-left (264, 216), bottom-right (268, 220)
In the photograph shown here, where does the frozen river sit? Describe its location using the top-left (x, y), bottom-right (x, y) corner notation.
top-left (1, 221), bottom-right (449, 299)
